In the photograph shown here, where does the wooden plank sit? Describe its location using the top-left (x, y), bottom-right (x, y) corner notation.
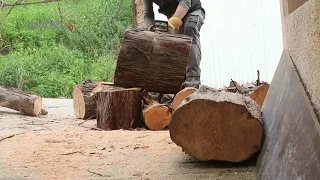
top-left (257, 50), bottom-right (320, 179)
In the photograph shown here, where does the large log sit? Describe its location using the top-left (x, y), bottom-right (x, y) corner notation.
top-left (114, 29), bottom-right (193, 94)
top-left (95, 87), bottom-right (142, 130)
top-left (142, 91), bottom-right (173, 131)
top-left (169, 85), bottom-right (263, 162)
top-left (72, 82), bottom-right (99, 119)
top-left (0, 86), bottom-right (43, 116)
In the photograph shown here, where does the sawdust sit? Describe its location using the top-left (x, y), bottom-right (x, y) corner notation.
top-left (0, 98), bottom-right (257, 179)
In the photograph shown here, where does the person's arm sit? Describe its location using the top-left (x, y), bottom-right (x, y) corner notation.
top-left (143, 0), bottom-right (154, 28)
top-left (172, 0), bottom-right (191, 19)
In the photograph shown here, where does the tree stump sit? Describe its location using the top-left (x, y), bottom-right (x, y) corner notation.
top-left (114, 29), bottom-right (193, 94)
top-left (95, 87), bottom-right (142, 130)
top-left (142, 91), bottom-right (173, 131)
top-left (0, 86), bottom-right (43, 116)
top-left (72, 82), bottom-right (100, 119)
top-left (169, 85), bottom-right (263, 162)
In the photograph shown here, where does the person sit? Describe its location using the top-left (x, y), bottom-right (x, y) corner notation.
top-left (143, 0), bottom-right (205, 89)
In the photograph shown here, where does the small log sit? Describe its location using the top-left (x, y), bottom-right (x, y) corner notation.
top-left (142, 92), bottom-right (173, 131)
top-left (95, 87), bottom-right (142, 130)
top-left (72, 82), bottom-right (100, 119)
top-left (171, 87), bottom-right (196, 110)
top-left (250, 84), bottom-right (270, 109)
top-left (0, 86), bottom-right (43, 116)
top-left (169, 85), bottom-right (263, 162)
top-left (114, 29), bottom-right (193, 94)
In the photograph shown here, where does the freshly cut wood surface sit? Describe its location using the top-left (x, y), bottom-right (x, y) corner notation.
top-left (169, 85), bottom-right (263, 162)
top-left (0, 86), bottom-right (42, 116)
top-left (250, 84), bottom-right (270, 109)
top-left (72, 82), bottom-right (99, 119)
top-left (95, 87), bottom-right (142, 130)
top-left (142, 92), bottom-right (173, 131)
top-left (171, 87), bottom-right (196, 110)
top-left (114, 29), bottom-right (192, 94)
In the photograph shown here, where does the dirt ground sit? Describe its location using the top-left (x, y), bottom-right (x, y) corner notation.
top-left (0, 98), bottom-right (257, 180)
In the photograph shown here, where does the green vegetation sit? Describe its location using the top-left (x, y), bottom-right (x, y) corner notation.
top-left (0, 0), bottom-right (133, 98)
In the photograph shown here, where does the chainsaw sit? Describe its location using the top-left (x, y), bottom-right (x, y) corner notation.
top-left (150, 20), bottom-right (179, 34)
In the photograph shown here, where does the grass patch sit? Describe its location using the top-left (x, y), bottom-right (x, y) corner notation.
top-left (0, 0), bottom-right (133, 98)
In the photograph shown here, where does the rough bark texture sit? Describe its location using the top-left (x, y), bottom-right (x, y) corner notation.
top-left (114, 29), bottom-right (192, 94)
top-left (132, 0), bottom-right (145, 28)
top-left (0, 86), bottom-right (42, 116)
top-left (72, 82), bottom-right (99, 119)
top-left (286, 0), bottom-right (320, 120)
top-left (142, 92), bottom-right (173, 131)
top-left (169, 85), bottom-right (263, 162)
top-left (95, 87), bottom-right (142, 130)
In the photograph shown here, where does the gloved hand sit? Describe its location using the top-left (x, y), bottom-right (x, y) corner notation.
top-left (168, 16), bottom-right (183, 34)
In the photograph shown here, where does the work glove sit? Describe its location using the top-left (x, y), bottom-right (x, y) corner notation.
top-left (168, 16), bottom-right (183, 34)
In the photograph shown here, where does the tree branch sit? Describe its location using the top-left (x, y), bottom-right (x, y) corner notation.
top-left (1, 0), bottom-right (62, 8)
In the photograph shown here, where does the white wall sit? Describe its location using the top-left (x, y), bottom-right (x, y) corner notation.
top-left (153, 0), bottom-right (283, 88)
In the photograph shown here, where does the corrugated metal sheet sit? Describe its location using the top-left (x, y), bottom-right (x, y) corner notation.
top-left (154, 0), bottom-right (283, 88)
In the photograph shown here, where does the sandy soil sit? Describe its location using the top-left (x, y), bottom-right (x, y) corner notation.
top-left (0, 98), bottom-right (257, 180)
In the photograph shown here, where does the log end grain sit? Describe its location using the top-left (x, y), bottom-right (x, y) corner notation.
top-left (171, 87), bottom-right (197, 110)
top-left (169, 85), bottom-right (263, 162)
top-left (33, 96), bottom-right (43, 116)
top-left (144, 104), bottom-right (173, 131)
top-left (72, 87), bottom-right (86, 119)
top-left (250, 84), bottom-right (270, 109)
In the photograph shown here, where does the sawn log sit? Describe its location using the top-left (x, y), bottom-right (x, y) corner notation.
top-left (114, 29), bottom-right (192, 94)
top-left (0, 86), bottom-right (43, 116)
top-left (169, 85), bottom-right (263, 162)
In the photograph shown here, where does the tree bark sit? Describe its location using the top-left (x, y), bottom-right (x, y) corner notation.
top-left (114, 29), bottom-right (193, 94)
top-left (169, 85), bottom-right (263, 162)
top-left (0, 86), bottom-right (43, 116)
top-left (95, 87), bottom-right (142, 130)
top-left (72, 82), bottom-right (99, 119)
top-left (142, 92), bottom-right (173, 131)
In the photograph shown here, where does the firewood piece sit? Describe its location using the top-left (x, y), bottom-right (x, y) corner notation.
top-left (171, 87), bottom-right (197, 110)
top-left (142, 92), bottom-right (173, 131)
top-left (250, 84), bottom-right (270, 109)
top-left (72, 82), bottom-right (99, 119)
top-left (0, 86), bottom-right (42, 116)
top-left (169, 85), bottom-right (263, 162)
top-left (114, 29), bottom-right (193, 94)
top-left (95, 87), bottom-right (142, 130)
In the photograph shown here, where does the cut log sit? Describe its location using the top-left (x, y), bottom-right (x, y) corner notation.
top-left (169, 85), bottom-right (263, 162)
top-left (72, 82), bottom-right (100, 119)
top-left (0, 86), bottom-right (43, 116)
top-left (142, 92), bottom-right (173, 131)
top-left (95, 87), bottom-right (142, 130)
top-left (250, 84), bottom-right (270, 109)
top-left (114, 29), bottom-right (193, 94)
top-left (171, 87), bottom-right (196, 110)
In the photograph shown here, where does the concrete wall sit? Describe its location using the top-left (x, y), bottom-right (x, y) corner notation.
top-left (286, 0), bottom-right (320, 118)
